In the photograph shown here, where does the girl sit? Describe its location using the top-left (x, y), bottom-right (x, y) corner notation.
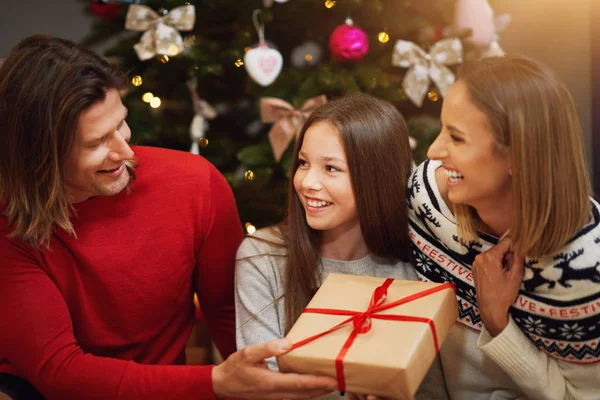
top-left (409, 55), bottom-right (600, 399)
top-left (235, 94), bottom-right (448, 399)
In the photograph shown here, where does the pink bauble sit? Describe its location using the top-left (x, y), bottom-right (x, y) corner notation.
top-left (329, 19), bottom-right (369, 63)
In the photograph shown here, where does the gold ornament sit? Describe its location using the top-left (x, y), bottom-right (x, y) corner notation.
top-left (159, 55), bottom-right (170, 63)
top-left (378, 32), bottom-right (390, 43)
top-left (125, 4), bottom-right (196, 61)
top-left (245, 170), bottom-right (255, 180)
top-left (131, 75), bottom-right (143, 86)
top-left (392, 38), bottom-right (463, 107)
top-left (235, 59), bottom-right (244, 67)
top-left (325, 0), bottom-right (336, 8)
top-left (427, 91), bottom-right (440, 102)
top-left (261, 96), bottom-right (327, 162)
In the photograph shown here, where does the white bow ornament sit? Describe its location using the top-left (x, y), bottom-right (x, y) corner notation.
top-left (392, 38), bottom-right (463, 107)
top-left (125, 4), bottom-right (196, 61)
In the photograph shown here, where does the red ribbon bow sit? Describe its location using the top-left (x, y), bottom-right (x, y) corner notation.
top-left (289, 279), bottom-right (455, 393)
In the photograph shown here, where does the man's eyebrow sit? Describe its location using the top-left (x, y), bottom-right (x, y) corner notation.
top-left (86, 108), bottom-right (130, 144)
top-left (109, 108), bottom-right (128, 132)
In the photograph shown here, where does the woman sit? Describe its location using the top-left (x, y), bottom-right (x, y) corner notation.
top-left (409, 55), bottom-right (600, 399)
top-left (235, 94), bottom-right (449, 399)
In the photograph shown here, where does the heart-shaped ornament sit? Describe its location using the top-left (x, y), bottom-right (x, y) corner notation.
top-left (243, 44), bottom-right (283, 87)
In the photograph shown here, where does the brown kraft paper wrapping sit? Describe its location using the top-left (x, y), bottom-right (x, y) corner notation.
top-left (277, 273), bottom-right (458, 399)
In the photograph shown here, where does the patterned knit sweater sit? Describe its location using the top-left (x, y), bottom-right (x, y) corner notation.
top-left (408, 160), bottom-right (600, 400)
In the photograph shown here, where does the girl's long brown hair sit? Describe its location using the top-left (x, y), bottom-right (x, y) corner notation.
top-left (0, 35), bottom-right (128, 247)
top-left (282, 94), bottom-right (413, 332)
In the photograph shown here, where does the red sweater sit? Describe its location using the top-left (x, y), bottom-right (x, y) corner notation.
top-left (0, 147), bottom-right (243, 399)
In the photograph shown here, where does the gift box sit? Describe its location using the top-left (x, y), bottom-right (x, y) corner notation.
top-left (277, 273), bottom-right (457, 399)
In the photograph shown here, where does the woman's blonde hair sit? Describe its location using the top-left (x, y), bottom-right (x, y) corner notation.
top-left (454, 55), bottom-right (591, 258)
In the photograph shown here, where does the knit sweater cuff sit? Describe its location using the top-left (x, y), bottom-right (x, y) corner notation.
top-left (476, 316), bottom-right (540, 378)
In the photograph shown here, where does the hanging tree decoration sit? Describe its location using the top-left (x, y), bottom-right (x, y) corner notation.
top-left (480, 13), bottom-right (511, 58)
top-left (186, 78), bottom-right (217, 155)
top-left (291, 40), bottom-right (322, 68)
top-left (125, 4), bottom-right (196, 61)
top-left (261, 96), bottom-right (327, 162)
top-left (446, 0), bottom-right (510, 59)
top-left (392, 38), bottom-right (463, 107)
top-left (329, 17), bottom-right (369, 63)
top-left (243, 10), bottom-right (283, 87)
top-left (453, 0), bottom-right (496, 47)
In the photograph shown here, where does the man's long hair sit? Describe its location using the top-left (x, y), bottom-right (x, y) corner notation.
top-left (0, 35), bottom-right (128, 248)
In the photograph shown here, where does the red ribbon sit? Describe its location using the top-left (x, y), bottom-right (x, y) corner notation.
top-left (289, 279), bottom-right (455, 393)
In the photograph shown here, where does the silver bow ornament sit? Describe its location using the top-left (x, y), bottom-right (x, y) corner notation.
top-left (186, 78), bottom-right (217, 155)
top-left (125, 4), bottom-right (196, 61)
top-left (392, 38), bottom-right (463, 107)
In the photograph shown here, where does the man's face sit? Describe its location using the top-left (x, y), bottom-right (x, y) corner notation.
top-left (64, 88), bottom-right (135, 203)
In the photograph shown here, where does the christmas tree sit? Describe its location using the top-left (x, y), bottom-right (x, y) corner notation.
top-left (82, 0), bottom-right (502, 230)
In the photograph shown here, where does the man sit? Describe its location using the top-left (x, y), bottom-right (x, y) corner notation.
top-left (0, 35), bottom-right (337, 400)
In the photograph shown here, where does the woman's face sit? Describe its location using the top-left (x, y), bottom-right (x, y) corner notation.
top-left (427, 80), bottom-right (512, 210)
top-left (293, 121), bottom-right (359, 238)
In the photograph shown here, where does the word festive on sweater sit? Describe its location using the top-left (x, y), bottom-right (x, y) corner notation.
top-left (408, 160), bottom-right (600, 364)
top-left (125, 4), bottom-right (196, 61)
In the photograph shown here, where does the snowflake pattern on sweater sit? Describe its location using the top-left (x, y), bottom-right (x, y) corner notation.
top-left (408, 160), bottom-right (600, 363)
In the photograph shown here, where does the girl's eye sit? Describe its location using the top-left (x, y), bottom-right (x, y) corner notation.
top-left (326, 165), bottom-right (340, 172)
top-left (298, 160), bottom-right (308, 167)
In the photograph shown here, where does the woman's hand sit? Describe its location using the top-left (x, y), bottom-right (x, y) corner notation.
top-left (472, 238), bottom-right (525, 337)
